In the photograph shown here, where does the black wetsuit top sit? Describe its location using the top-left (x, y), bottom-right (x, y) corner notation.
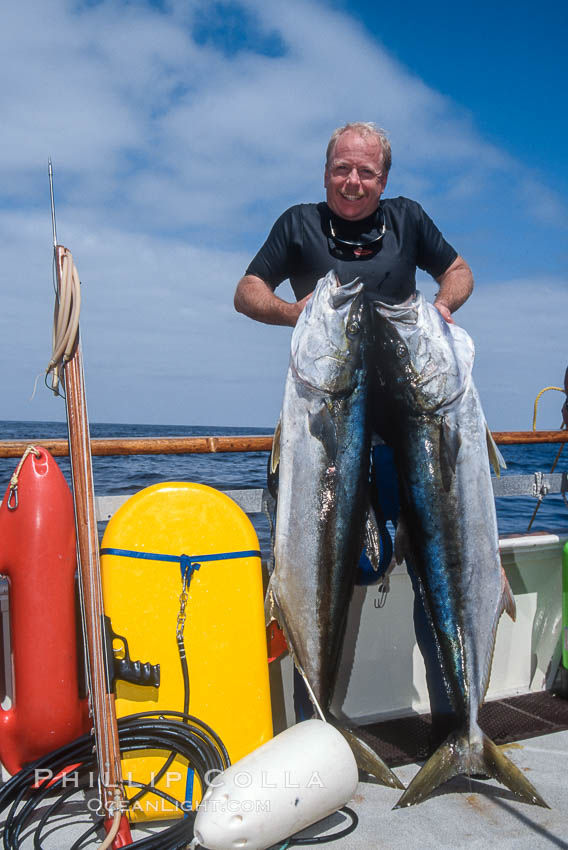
top-left (246, 198), bottom-right (457, 304)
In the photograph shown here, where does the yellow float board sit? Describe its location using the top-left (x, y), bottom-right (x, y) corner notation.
top-left (100, 482), bottom-right (273, 820)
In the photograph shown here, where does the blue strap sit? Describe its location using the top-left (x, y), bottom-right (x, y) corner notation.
top-left (184, 764), bottom-right (195, 819)
top-left (100, 546), bottom-right (261, 581)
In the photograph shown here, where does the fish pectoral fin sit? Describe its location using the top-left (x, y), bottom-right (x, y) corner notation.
top-left (486, 424), bottom-right (507, 477)
top-left (335, 722), bottom-right (404, 790)
top-left (308, 403), bottom-right (338, 461)
top-left (500, 564), bottom-right (516, 622)
top-left (394, 730), bottom-right (548, 809)
top-left (440, 415), bottom-right (462, 475)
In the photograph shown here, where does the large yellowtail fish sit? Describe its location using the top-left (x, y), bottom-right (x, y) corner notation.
top-left (267, 271), bottom-right (402, 790)
top-left (371, 292), bottom-right (547, 809)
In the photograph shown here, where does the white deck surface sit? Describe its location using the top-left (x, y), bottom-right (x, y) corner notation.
top-left (284, 730), bottom-right (568, 850)
top-left (2, 729), bottom-right (567, 849)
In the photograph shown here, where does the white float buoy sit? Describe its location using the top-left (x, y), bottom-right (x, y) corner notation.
top-left (193, 719), bottom-right (358, 850)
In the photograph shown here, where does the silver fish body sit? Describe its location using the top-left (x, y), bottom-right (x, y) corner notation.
top-left (371, 292), bottom-right (547, 808)
top-left (268, 271), bottom-right (402, 789)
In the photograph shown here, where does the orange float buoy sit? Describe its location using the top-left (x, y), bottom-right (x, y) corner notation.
top-left (0, 446), bottom-right (90, 775)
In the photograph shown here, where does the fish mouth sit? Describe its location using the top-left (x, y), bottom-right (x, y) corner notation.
top-left (372, 294), bottom-right (419, 324)
top-left (291, 272), bottom-right (368, 394)
top-left (329, 276), bottom-right (365, 309)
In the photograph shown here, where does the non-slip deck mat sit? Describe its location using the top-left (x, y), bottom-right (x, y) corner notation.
top-left (359, 691), bottom-right (568, 767)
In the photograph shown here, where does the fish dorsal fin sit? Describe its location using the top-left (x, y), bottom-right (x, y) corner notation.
top-left (486, 424), bottom-right (507, 477)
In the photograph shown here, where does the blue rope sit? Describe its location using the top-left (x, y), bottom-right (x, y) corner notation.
top-left (100, 546), bottom-right (261, 581)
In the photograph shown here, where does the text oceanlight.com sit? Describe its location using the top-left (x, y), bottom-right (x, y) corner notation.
top-left (33, 768), bottom-right (326, 814)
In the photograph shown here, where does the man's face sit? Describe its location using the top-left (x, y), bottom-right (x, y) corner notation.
top-left (324, 130), bottom-right (387, 221)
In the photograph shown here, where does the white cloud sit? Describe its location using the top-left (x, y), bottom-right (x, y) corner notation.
top-left (0, 0), bottom-right (566, 430)
top-left (0, 210), bottom-right (293, 425)
top-left (419, 275), bottom-right (567, 431)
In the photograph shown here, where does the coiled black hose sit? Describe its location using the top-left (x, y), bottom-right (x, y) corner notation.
top-left (0, 711), bottom-right (229, 850)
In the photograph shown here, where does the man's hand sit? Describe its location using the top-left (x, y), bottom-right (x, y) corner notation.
top-left (295, 291), bottom-right (313, 318)
top-left (234, 275), bottom-right (312, 327)
top-left (433, 300), bottom-right (454, 324)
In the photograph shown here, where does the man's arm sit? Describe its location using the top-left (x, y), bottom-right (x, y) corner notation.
top-left (433, 255), bottom-right (474, 324)
top-left (234, 274), bottom-right (311, 327)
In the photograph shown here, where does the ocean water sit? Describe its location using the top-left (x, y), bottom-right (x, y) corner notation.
top-left (1, 421), bottom-right (567, 560)
top-left (0, 420), bottom-right (276, 555)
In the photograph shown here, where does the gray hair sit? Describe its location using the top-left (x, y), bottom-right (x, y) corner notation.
top-left (325, 122), bottom-right (392, 175)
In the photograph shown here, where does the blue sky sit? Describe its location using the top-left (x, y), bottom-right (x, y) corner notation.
top-left (344, 0), bottom-right (567, 193)
top-left (0, 0), bottom-right (565, 429)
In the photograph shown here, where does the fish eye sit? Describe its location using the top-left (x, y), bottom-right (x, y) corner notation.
top-left (347, 321), bottom-right (360, 336)
top-left (395, 343), bottom-right (407, 359)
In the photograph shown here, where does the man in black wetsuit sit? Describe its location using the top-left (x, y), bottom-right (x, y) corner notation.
top-left (234, 121), bottom-right (474, 744)
top-left (235, 121), bottom-right (473, 325)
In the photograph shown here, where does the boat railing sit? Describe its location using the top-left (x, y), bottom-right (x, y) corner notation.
top-left (0, 430), bottom-right (567, 460)
top-left (1, 431), bottom-right (567, 524)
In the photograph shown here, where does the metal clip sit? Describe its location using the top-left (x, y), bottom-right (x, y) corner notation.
top-left (532, 471), bottom-right (549, 499)
top-left (7, 486), bottom-right (18, 511)
top-left (180, 554), bottom-right (200, 585)
top-left (374, 579), bottom-right (389, 609)
top-left (6, 446), bottom-right (41, 511)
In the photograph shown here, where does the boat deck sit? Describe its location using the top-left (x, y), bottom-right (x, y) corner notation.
top-left (2, 726), bottom-right (567, 849)
top-left (292, 728), bottom-right (568, 850)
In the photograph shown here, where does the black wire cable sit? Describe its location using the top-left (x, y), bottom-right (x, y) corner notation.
top-left (34, 785), bottom-right (83, 850)
top-left (1, 712), bottom-right (359, 850)
top-left (287, 806), bottom-right (359, 845)
top-left (126, 633), bottom-right (192, 812)
top-left (0, 582), bottom-right (359, 850)
top-left (0, 711), bottom-right (229, 850)
top-left (190, 805), bottom-right (359, 850)
top-left (0, 569), bottom-right (230, 850)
